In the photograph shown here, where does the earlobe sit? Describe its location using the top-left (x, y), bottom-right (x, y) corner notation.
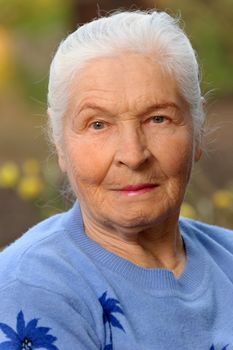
top-left (58, 155), bottom-right (67, 173)
top-left (56, 146), bottom-right (67, 173)
top-left (201, 96), bottom-right (206, 109)
top-left (194, 145), bottom-right (202, 162)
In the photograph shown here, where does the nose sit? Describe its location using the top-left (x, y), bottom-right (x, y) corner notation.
top-left (114, 124), bottom-right (152, 170)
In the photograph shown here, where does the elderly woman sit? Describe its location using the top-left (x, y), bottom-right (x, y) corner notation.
top-left (0, 9), bottom-right (233, 350)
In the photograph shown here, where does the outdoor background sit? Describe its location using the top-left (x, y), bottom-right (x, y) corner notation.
top-left (0, 0), bottom-right (233, 248)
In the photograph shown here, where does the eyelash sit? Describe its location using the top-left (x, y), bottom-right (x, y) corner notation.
top-left (88, 115), bottom-right (169, 131)
top-left (150, 115), bottom-right (168, 124)
top-left (89, 120), bottom-right (106, 130)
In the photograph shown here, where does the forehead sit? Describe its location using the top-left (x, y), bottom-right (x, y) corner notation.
top-left (69, 53), bottom-right (186, 112)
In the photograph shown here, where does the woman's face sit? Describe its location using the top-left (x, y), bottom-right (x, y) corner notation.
top-left (59, 53), bottom-right (201, 230)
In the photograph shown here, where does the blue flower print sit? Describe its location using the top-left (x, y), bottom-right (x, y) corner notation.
top-left (0, 310), bottom-right (59, 350)
top-left (210, 345), bottom-right (229, 350)
top-left (99, 291), bottom-right (125, 350)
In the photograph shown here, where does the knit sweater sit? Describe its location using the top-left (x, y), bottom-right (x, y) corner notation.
top-left (0, 202), bottom-right (233, 350)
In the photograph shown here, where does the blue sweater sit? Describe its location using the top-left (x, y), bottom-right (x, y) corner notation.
top-left (0, 202), bottom-right (233, 350)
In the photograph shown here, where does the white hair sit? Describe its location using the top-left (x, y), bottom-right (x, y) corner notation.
top-left (47, 10), bottom-right (204, 146)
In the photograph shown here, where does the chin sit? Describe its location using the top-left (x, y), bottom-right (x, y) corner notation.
top-left (108, 201), bottom-right (181, 230)
top-left (108, 208), bottom-right (166, 230)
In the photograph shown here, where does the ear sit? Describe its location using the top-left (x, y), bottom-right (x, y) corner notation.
top-left (47, 107), bottom-right (67, 173)
top-left (194, 144), bottom-right (202, 162)
top-left (194, 97), bottom-right (205, 162)
top-left (201, 96), bottom-right (206, 108)
top-left (56, 144), bottom-right (67, 173)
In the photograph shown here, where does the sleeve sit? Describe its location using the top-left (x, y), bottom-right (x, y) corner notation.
top-left (0, 279), bottom-right (102, 350)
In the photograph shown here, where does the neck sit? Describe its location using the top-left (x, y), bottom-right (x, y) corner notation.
top-left (81, 208), bottom-right (186, 278)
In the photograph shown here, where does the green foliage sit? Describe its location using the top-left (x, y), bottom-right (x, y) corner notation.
top-left (162, 0), bottom-right (233, 96)
top-left (0, 0), bottom-right (71, 106)
top-left (0, 0), bottom-right (70, 33)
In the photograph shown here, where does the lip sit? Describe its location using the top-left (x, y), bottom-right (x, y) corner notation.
top-left (120, 183), bottom-right (157, 191)
top-left (115, 183), bottom-right (159, 197)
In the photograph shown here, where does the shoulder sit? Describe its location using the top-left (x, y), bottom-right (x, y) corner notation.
top-left (0, 204), bottom-right (105, 346)
top-left (179, 217), bottom-right (233, 254)
top-left (0, 207), bottom-right (75, 290)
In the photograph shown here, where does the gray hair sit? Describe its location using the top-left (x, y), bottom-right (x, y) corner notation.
top-left (47, 10), bottom-right (204, 146)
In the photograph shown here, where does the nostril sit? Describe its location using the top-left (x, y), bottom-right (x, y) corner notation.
top-left (116, 146), bottom-right (151, 169)
top-left (115, 128), bottom-right (151, 169)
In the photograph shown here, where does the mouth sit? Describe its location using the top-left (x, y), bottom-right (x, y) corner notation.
top-left (114, 183), bottom-right (159, 197)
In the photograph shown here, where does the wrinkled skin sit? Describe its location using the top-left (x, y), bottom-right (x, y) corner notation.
top-left (57, 53), bottom-right (201, 275)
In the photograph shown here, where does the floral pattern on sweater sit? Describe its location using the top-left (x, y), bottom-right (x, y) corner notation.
top-left (99, 291), bottom-right (125, 350)
top-left (0, 310), bottom-right (59, 350)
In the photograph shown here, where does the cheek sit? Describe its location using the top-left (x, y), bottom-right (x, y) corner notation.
top-left (152, 133), bottom-right (194, 177)
top-left (65, 138), bottom-right (114, 187)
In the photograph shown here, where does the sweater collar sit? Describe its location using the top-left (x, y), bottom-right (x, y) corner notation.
top-left (63, 201), bottom-right (208, 296)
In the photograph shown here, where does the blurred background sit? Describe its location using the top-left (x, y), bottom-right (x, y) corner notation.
top-left (0, 0), bottom-right (233, 248)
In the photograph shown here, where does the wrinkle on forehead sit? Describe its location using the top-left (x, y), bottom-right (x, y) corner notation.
top-left (67, 53), bottom-right (190, 120)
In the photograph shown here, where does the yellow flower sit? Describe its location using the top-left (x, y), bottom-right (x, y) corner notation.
top-left (212, 190), bottom-right (233, 209)
top-left (22, 159), bottom-right (41, 176)
top-left (0, 162), bottom-right (20, 188)
top-left (180, 202), bottom-right (197, 219)
top-left (17, 176), bottom-right (44, 200)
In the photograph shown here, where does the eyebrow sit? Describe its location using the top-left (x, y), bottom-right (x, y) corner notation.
top-left (76, 101), bottom-right (180, 116)
top-left (77, 102), bottom-right (114, 116)
top-left (142, 102), bottom-right (180, 114)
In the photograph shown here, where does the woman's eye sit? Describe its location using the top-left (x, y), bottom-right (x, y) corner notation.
top-left (90, 121), bottom-right (105, 130)
top-left (151, 115), bottom-right (166, 124)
